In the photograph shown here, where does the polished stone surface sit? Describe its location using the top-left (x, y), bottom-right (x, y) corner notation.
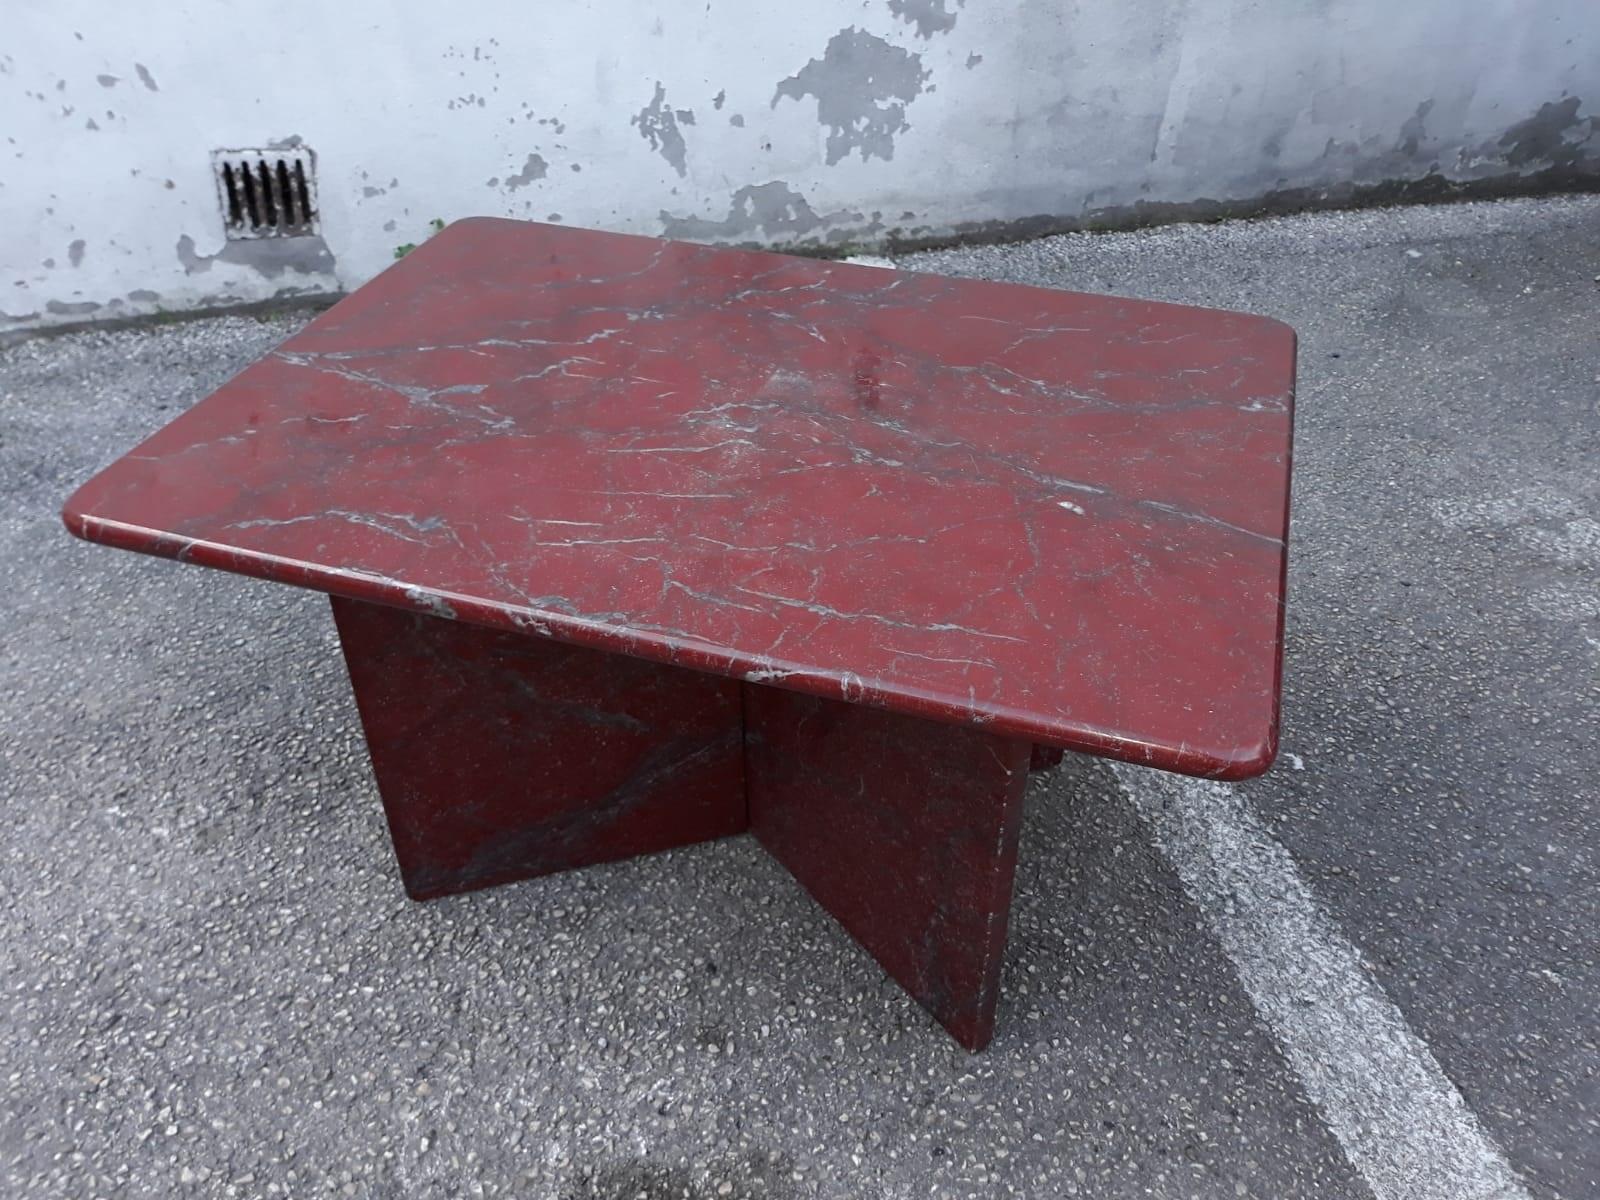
top-left (746, 687), bottom-right (1031, 1051)
top-left (331, 595), bottom-right (746, 900)
top-left (333, 586), bottom-right (1037, 1049)
top-left (63, 217), bottom-right (1295, 778)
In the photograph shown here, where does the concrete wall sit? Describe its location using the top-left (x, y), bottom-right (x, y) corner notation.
top-left (5, 0), bottom-right (1598, 334)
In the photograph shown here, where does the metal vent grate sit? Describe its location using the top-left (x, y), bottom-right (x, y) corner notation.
top-left (212, 148), bottom-right (318, 239)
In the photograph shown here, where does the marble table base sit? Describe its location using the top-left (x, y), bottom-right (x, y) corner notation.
top-left (331, 596), bottom-right (1045, 1052)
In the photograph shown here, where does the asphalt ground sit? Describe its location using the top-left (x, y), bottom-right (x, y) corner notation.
top-left (2, 194), bottom-right (1596, 1198)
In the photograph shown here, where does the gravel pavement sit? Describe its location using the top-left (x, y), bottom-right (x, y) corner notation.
top-left (2, 194), bottom-right (1596, 1199)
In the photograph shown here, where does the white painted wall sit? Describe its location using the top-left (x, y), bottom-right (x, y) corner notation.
top-left (5, 0), bottom-right (1597, 333)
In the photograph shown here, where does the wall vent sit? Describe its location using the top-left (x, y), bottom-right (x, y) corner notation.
top-left (212, 148), bottom-right (318, 239)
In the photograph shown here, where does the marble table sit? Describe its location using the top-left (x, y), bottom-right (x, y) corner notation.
top-left (63, 218), bottom-right (1296, 1051)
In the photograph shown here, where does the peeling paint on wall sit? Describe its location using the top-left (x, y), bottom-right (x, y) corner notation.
top-left (1399, 99), bottom-right (1435, 157)
top-left (773, 28), bottom-right (929, 164)
top-left (47, 300), bottom-right (101, 316)
top-left (1498, 97), bottom-right (1597, 167)
top-left (504, 153), bottom-right (548, 189)
top-left (633, 81), bottom-right (690, 177)
top-left (660, 180), bottom-right (867, 242)
top-left (177, 234), bottom-right (337, 279)
top-left (889, 0), bottom-right (960, 40)
top-left (4, 0), bottom-right (1598, 336)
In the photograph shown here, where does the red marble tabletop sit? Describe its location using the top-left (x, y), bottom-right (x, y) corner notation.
top-left (64, 218), bottom-right (1294, 779)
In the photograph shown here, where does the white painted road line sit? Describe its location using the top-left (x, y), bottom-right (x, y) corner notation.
top-left (1113, 765), bottom-right (1532, 1200)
